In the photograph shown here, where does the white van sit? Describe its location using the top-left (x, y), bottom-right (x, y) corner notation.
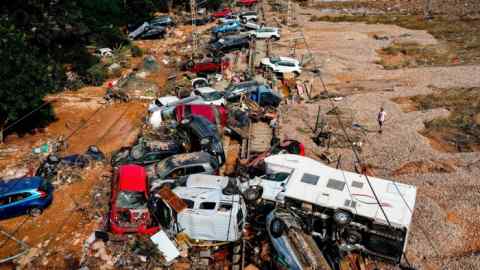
top-left (153, 174), bottom-right (247, 242)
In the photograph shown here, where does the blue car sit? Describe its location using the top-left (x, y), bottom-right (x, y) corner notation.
top-left (0, 176), bottom-right (53, 219)
top-left (212, 21), bottom-right (241, 34)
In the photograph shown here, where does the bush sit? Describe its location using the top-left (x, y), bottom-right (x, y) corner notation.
top-left (131, 45), bottom-right (144, 57)
top-left (85, 63), bottom-right (108, 86)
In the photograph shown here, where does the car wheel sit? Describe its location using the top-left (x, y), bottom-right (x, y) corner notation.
top-left (29, 207), bottom-right (43, 217)
top-left (270, 217), bottom-right (286, 238)
top-left (293, 71), bottom-right (300, 77)
top-left (346, 229), bottom-right (362, 244)
top-left (333, 210), bottom-right (352, 225)
top-left (272, 36), bottom-right (280, 41)
top-left (243, 186), bottom-right (262, 201)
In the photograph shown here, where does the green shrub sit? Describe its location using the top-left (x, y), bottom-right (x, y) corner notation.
top-left (86, 63), bottom-right (108, 86)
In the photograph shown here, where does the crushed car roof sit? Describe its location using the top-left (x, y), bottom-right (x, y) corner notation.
top-left (165, 152), bottom-right (217, 167)
top-left (118, 164), bottom-right (147, 192)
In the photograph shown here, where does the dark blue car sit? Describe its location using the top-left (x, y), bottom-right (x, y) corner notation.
top-left (0, 176), bottom-right (53, 219)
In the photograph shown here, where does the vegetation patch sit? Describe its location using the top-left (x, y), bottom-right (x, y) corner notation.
top-left (310, 15), bottom-right (480, 66)
top-left (393, 88), bottom-right (480, 152)
top-left (377, 41), bottom-right (452, 69)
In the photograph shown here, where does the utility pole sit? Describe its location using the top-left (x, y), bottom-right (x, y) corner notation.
top-left (190, 0), bottom-right (198, 59)
top-left (424, 0), bottom-right (433, 20)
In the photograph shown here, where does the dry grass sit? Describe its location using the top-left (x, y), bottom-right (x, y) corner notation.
top-left (311, 15), bottom-right (480, 66)
top-left (393, 88), bottom-right (480, 152)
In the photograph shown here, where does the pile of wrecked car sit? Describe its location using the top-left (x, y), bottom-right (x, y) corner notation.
top-left (0, 3), bottom-right (419, 270)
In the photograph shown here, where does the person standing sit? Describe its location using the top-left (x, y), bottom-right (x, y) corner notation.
top-left (377, 107), bottom-right (387, 133)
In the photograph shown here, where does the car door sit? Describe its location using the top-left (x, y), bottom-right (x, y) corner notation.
top-left (5, 193), bottom-right (32, 216)
top-left (0, 195), bottom-right (11, 217)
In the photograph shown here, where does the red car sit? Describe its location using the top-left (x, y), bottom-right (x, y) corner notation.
top-left (238, 0), bottom-right (258, 6)
top-left (212, 8), bottom-right (232, 18)
top-left (175, 104), bottom-right (228, 128)
top-left (183, 58), bottom-right (230, 74)
top-left (109, 164), bottom-right (159, 235)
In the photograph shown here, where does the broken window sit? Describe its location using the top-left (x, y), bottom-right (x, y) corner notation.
top-left (116, 191), bottom-right (147, 209)
top-left (185, 166), bottom-right (206, 175)
top-left (199, 202), bottom-right (216, 210)
top-left (218, 203), bottom-right (232, 212)
top-left (183, 199), bottom-right (194, 209)
top-left (301, 173), bottom-right (319, 185)
top-left (327, 179), bottom-right (345, 191)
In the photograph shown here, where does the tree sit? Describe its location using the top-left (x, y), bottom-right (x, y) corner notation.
top-left (0, 25), bottom-right (58, 136)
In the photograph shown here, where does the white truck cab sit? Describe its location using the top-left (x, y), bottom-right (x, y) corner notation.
top-left (171, 174), bottom-right (247, 242)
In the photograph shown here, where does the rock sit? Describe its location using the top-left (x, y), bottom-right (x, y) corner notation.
top-left (108, 63), bottom-right (122, 77)
top-left (16, 247), bottom-right (40, 267)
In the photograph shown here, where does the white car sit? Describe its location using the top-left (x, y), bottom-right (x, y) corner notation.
top-left (248, 27), bottom-right (280, 40)
top-left (191, 87), bottom-right (226, 106)
top-left (260, 56), bottom-right (302, 75)
top-left (219, 15), bottom-right (239, 24)
top-left (95, 48), bottom-right (113, 57)
top-left (241, 21), bottom-right (261, 30)
top-left (148, 96), bottom-right (180, 113)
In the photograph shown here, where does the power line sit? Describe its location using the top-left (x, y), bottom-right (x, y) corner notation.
top-left (2, 101), bottom-right (53, 133)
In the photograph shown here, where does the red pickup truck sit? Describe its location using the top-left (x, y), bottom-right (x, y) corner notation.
top-left (212, 8), bottom-right (232, 18)
top-left (183, 58), bottom-right (230, 74)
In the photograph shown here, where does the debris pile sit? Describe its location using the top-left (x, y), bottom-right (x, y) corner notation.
top-left (0, 2), bottom-right (425, 270)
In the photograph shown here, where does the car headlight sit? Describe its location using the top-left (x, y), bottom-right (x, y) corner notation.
top-left (200, 138), bottom-right (210, 145)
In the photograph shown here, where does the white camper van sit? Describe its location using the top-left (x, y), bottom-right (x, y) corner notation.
top-left (246, 154), bottom-right (417, 263)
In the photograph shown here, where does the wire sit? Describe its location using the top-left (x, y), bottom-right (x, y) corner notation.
top-left (2, 101), bottom-right (53, 133)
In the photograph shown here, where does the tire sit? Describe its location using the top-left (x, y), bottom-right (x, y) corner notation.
top-left (293, 71), bottom-right (300, 77)
top-left (333, 210), bottom-right (352, 225)
top-left (272, 36), bottom-right (280, 41)
top-left (243, 187), bottom-right (262, 202)
top-left (131, 145), bottom-right (144, 160)
top-left (29, 207), bottom-right (43, 217)
top-left (233, 243), bottom-right (242, 254)
top-left (270, 217), bottom-right (286, 238)
top-left (346, 229), bottom-right (362, 244)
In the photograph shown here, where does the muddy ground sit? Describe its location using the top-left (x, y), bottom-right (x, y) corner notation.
top-left (1, 1), bottom-right (480, 269)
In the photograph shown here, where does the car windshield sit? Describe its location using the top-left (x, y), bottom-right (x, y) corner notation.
top-left (270, 57), bottom-right (281, 63)
top-left (156, 159), bottom-right (175, 178)
top-left (161, 106), bottom-right (176, 122)
top-left (202, 91), bottom-right (223, 101)
top-left (116, 191), bottom-right (147, 209)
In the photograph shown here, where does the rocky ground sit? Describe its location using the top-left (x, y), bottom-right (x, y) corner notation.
top-left (272, 1), bottom-right (480, 269)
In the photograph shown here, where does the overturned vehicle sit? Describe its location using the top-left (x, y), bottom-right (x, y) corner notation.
top-left (245, 154), bottom-right (417, 264)
top-left (150, 174), bottom-right (246, 242)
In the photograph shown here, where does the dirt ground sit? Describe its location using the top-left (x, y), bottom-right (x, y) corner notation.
top-left (268, 1), bottom-right (480, 269)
